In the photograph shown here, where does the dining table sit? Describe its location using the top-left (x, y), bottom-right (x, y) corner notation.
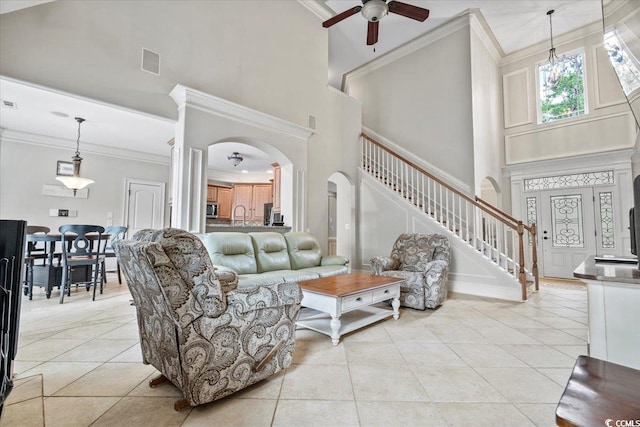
top-left (25, 232), bottom-right (109, 299)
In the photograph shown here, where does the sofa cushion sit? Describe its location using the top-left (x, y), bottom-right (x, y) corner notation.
top-left (250, 232), bottom-right (291, 273)
top-left (237, 272), bottom-right (287, 288)
top-left (237, 269), bottom-right (320, 288)
top-left (284, 232), bottom-right (322, 269)
top-left (301, 265), bottom-right (349, 277)
top-left (278, 270), bottom-right (321, 282)
top-left (199, 232), bottom-right (257, 275)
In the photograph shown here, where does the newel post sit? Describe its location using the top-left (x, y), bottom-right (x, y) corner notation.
top-left (530, 223), bottom-right (539, 291)
top-left (517, 221), bottom-right (527, 300)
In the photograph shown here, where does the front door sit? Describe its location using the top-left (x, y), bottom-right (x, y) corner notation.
top-left (540, 188), bottom-right (596, 278)
top-left (124, 179), bottom-right (166, 236)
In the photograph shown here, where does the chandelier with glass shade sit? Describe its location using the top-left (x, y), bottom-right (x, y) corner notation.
top-left (56, 117), bottom-right (94, 196)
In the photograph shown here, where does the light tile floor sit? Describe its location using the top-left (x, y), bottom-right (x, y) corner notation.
top-left (2, 277), bottom-right (587, 426)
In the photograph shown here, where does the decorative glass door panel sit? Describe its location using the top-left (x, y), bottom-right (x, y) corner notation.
top-left (550, 194), bottom-right (584, 248)
top-left (540, 188), bottom-right (596, 279)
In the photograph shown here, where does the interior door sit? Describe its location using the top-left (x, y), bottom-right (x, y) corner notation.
top-left (540, 188), bottom-right (596, 278)
top-left (125, 180), bottom-right (165, 236)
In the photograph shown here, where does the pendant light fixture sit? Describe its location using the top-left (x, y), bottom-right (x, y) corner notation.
top-left (546, 9), bottom-right (562, 85)
top-left (56, 117), bottom-right (94, 196)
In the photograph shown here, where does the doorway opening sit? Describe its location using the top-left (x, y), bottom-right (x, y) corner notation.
top-left (328, 172), bottom-right (355, 263)
top-left (207, 139), bottom-right (294, 229)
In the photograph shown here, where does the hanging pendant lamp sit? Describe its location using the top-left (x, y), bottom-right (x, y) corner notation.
top-left (56, 117), bottom-right (94, 196)
top-left (546, 9), bottom-right (562, 85)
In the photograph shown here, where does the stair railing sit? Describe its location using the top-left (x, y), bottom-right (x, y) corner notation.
top-left (361, 133), bottom-right (539, 300)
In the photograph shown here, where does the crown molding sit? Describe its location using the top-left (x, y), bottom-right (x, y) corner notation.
top-left (469, 9), bottom-right (503, 63)
top-left (0, 128), bottom-right (169, 165)
top-left (344, 13), bottom-right (472, 93)
top-left (170, 85), bottom-right (315, 141)
top-left (504, 146), bottom-right (634, 178)
top-left (0, 75), bottom-right (176, 124)
top-left (297, 0), bottom-right (334, 21)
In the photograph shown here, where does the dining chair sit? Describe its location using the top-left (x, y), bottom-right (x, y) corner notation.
top-left (102, 226), bottom-right (127, 285)
top-left (23, 226), bottom-right (50, 300)
top-left (58, 224), bottom-right (106, 304)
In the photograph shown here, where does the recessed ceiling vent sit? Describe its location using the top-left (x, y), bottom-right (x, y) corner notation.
top-left (141, 48), bottom-right (160, 75)
top-left (1, 100), bottom-right (17, 109)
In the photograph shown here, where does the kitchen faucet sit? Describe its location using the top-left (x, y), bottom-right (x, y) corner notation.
top-left (232, 204), bottom-right (247, 226)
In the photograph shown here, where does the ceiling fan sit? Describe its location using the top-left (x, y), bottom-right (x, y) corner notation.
top-left (322, 0), bottom-right (430, 46)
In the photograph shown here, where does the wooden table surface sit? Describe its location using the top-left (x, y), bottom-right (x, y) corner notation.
top-left (296, 272), bottom-right (403, 297)
top-left (556, 355), bottom-right (640, 427)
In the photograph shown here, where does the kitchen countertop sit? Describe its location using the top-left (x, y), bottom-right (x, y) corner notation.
top-left (205, 225), bottom-right (292, 234)
top-left (573, 255), bottom-right (640, 285)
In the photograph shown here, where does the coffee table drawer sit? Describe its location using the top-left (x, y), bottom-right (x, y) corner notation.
top-left (373, 285), bottom-right (399, 302)
top-left (342, 292), bottom-right (373, 311)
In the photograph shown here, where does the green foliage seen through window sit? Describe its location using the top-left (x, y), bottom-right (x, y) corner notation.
top-left (538, 51), bottom-right (586, 123)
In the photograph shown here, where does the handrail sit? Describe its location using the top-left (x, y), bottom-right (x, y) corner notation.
top-left (476, 196), bottom-right (536, 234)
top-left (362, 133), bottom-right (518, 230)
top-left (361, 132), bottom-right (539, 299)
top-left (475, 196), bottom-right (519, 226)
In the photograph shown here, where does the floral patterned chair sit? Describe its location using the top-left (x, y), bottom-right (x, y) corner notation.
top-left (114, 228), bottom-right (302, 410)
top-left (370, 233), bottom-right (450, 309)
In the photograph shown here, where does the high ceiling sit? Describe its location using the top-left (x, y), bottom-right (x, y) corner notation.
top-left (0, 0), bottom-right (611, 173)
top-left (323, 0), bottom-right (606, 88)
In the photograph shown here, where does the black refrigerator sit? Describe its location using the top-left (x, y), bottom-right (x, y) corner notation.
top-left (0, 220), bottom-right (26, 416)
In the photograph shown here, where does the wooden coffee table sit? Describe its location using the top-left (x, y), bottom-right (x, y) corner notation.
top-left (296, 273), bottom-right (402, 345)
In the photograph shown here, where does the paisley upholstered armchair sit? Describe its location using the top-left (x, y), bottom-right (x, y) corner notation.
top-left (370, 233), bottom-right (450, 309)
top-left (114, 228), bottom-right (302, 410)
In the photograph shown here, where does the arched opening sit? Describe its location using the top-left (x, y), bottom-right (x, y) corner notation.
top-left (206, 138), bottom-right (294, 230)
top-left (480, 176), bottom-right (501, 208)
top-left (328, 172), bottom-right (355, 263)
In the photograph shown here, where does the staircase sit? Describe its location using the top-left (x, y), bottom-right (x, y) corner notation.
top-left (361, 133), bottom-right (538, 301)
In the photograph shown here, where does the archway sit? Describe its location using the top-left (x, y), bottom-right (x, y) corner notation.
top-left (328, 172), bottom-right (355, 263)
top-left (480, 176), bottom-right (501, 208)
top-left (207, 138), bottom-right (294, 229)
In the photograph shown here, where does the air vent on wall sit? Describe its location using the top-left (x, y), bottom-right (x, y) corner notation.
top-left (141, 48), bottom-right (160, 75)
top-left (1, 100), bottom-right (17, 109)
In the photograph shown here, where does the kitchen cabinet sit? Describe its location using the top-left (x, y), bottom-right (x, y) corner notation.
top-left (206, 185), bottom-right (233, 219)
top-left (216, 187), bottom-right (233, 220)
top-left (232, 183), bottom-right (272, 222)
top-left (207, 185), bottom-right (217, 202)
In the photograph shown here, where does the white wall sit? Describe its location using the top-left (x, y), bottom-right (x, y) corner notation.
top-left (315, 87), bottom-right (362, 258)
top-left (0, 1), bottom-right (327, 125)
top-left (501, 23), bottom-right (635, 166)
top-left (0, 1), bottom-right (351, 243)
top-left (470, 18), bottom-right (503, 197)
top-left (0, 137), bottom-right (169, 229)
top-left (346, 19), bottom-right (475, 190)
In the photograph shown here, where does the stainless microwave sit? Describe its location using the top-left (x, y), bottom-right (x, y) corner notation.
top-left (206, 202), bottom-right (218, 219)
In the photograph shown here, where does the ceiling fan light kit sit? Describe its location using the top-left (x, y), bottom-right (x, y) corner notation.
top-left (361, 0), bottom-right (388, 22)
top-left (322, 0), bottom-right (430, 46)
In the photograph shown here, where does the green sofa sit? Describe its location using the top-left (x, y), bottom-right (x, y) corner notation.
top-left (199, 231), bottom-right (349, 287)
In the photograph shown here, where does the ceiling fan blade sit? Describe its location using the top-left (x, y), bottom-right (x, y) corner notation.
top-left (367, 21), bottom-right (379, 45)
top-left (322, 6), bottom-right (362, 28)
top-left (387, 1), bottom-right (430, 22)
